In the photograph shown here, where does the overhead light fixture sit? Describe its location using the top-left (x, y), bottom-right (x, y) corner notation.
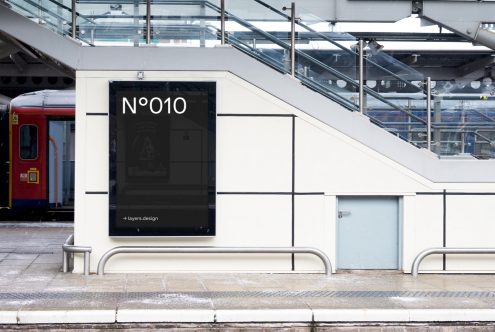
top-left (366, 80), bottom-right (377, 89)
top-left (470, 80), bottom-right (481, 89)
top-left (367, 40), bottom-right (384, 55)
top-left (350, 42), bottom-right (360, 52)
top-left (350, 39), bottom-right (383, 55)
top-left (412, 80), bottom-right (422, 88)
top-left (336, 80), bottom-right (347, 88)
top-left (482, 77), bottom-right (493, 87)
top-left (381, 80), bottom-right (391, 89)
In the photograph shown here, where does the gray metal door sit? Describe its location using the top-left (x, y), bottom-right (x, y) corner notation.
top-left (337, 197), bottom-right (399, 269)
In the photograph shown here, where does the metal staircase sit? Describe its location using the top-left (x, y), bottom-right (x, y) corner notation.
top-left (2, 0), bottom-right (495, 159)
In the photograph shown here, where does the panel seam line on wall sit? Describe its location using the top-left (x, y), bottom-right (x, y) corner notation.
top-left (291, 116), bottom-right (295, 271)
top-left (217, 192), bottom-right (324, 195)
top-left (217, 114), bottom-right (296, 117)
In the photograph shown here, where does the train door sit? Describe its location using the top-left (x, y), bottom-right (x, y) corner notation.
top-left (0, 108), bottom-right (8, 207)
top-left (48, 120), bottom-right (75, 209)
top-left (11, 114), bottom-right (47, 208)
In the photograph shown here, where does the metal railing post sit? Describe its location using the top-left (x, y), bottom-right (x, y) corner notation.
top-left (71, 0), bottom-right (76, 38)
top-left (62, 234), bottom-right (74, 273)
top-left (290, 2), bottom-right (295, 76)
top-left (83, 252), bottom-right (90, 276)
top-left (426, 76), bottom-right (432, 150)
top-left (220, 0), bottom-right (225, 44)
top-left (146, 0), bottom-right (151, 44)
top-left (62, 251), bottom-right (69, 272)
top-left (358, 39), bottom-right (364, 114)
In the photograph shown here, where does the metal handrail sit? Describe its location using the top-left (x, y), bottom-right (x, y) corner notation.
top-left (204, 1), bottom-right (427, 125)
top-left (97, 246), bottom-right (332, 276)
top-left (62, 233), bottom-right (92, 276)
top-left (411, 247), bottom-right (495, 277)
top-left (251, 0), bottom-right (425, 93)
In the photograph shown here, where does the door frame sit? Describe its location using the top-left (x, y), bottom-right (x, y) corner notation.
top-left (335, 195), bottom-right (403, 270)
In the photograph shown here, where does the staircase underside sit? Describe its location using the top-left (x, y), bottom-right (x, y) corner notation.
top-left (1, 4), bottom-right (495, 184)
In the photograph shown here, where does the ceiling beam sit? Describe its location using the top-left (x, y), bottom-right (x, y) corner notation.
top-left (455, 55), bottom-right (495, 84)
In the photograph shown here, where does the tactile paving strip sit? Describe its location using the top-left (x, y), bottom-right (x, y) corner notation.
top-left (1, 290), bottom-right (495, 301)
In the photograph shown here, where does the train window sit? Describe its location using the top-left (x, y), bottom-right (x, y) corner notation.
top-left (19, 125), bottom-right (38, 160)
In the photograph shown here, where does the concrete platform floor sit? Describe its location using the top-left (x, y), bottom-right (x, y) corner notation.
top-left (1, 223), bottom-right (495, 329)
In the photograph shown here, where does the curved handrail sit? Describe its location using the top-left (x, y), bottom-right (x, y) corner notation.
top-left (97, 246), bottom-right (332, 276)
top-left (411, 247), bottom-right (495, 277)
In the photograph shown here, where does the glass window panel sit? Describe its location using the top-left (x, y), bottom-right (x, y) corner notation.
top-left (19, 125), bottom-right (38, 160)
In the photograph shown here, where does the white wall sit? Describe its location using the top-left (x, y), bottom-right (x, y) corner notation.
top-left (74, 70), bottom-right (495, 274)
top-left (446, 195), bottom-right (495, 271)
top-left (402, 195), bottom-right (443, 272)
top-left (217, 116), bottom-right (292, 192)
top-left (294, 195), bottom-right (335, 272)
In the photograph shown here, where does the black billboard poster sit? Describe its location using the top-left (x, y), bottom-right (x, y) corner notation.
top-left (109, 81), bottom-right (216, 236)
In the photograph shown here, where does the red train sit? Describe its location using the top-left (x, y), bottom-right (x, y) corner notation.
top-left (0, 90), bottom-right (75, 214)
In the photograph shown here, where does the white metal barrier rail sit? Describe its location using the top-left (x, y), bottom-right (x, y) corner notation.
top-left (411, 247), bottom-right (495, 277)
top-left (97, 246), bottom-right (332, 276)
top-left (62, 234), bottom-right (92, 276)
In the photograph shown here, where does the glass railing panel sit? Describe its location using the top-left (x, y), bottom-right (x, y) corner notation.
top-left (149, 1), bottom-right (220, 47)
top-left (297, 63), bottom-right (358, 110)
top-left (225, 0), bottom-right (288, 22)
top-left (428, 86), bottom-right (495, 158)
top-left (225, 22), bottom-right (288, 74)
top-left (7, 0), bottom-right (72, 36)
top-left (7, 1), bottom-right (42, 22)
top-left (6, 0), bottom-right (494, 159)
top-left (75, 0), bottom-right (147, 46)
top-left (244, 0), bottom-right (429, 140)
top-left (365, 51), bottom-right (424, 83)
top-left (365, 91), bottom-right (427, 146)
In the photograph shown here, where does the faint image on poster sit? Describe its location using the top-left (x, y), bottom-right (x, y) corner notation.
top-left (127, 119), bottom-right (170, 182)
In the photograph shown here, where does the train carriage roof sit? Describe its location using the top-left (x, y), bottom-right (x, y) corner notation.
top-left (10, 90), bottom-right (75, 109)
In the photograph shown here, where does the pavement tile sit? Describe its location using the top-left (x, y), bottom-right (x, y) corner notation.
top-left (34, 254), bottom-right (62, 264)
top-left (17, 309), bottom-right (116, 324)
top-left (0, 266), bottom-right (25, 277)
top-left (164, 279), bottom-right (208, 292)
top-left (215, 309), bottom-right (313, 322)
top-left (117, 293), bottom-right (213, 310)
top-left (313, 308), bottom-right (410, 322)
top-left (303, 297), bottom-right (405, 310)
top-left (0, 259), bottom-right (34, 267)
top-left (125, 278), bottom-right (166, 292)
top-left (117, 308), bottom-right (214, 323)
top-left (391, 297), bottom-right (491, 309)
top-left (0, 310), bottom-right (17, 324)
top-left (23, 263), bottom-right (60, 275)
top-left (211, 296), bottom-right (308, 310)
